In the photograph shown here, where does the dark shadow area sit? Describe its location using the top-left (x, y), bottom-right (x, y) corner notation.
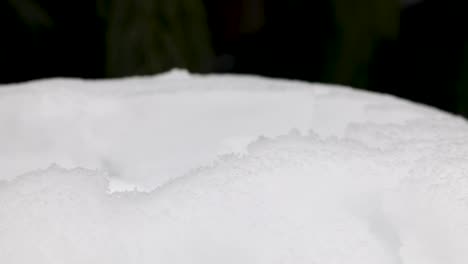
top-left (1, 0), bottom-right (468, 117)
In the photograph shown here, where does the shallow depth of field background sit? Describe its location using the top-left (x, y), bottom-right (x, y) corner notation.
top-left (1, 0), bottom-right (468, 117)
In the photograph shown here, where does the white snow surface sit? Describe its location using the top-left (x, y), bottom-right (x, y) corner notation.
top-left (1, 69), bottom-right (468, 263)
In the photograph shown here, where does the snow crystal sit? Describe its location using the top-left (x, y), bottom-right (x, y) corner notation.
top-left (1, 70), bottom-right (468, 263)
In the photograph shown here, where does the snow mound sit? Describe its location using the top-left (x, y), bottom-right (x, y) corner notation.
top-left (1, 70), bottom-right (468, 263)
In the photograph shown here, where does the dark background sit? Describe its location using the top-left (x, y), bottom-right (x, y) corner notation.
top-left (1, 0), bottom-right (468, 117)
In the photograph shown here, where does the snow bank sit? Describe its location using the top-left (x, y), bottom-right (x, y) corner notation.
top-left (1, 70), bottom-right (468, 263)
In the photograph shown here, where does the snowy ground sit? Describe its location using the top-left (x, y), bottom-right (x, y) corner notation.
top-left (1, 70), bottom-right (468, 263)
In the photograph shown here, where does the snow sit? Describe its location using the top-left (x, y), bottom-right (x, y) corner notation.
top-left (1, 69), bottom-right (468, 263)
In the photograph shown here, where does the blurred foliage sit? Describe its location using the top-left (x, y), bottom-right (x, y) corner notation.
top-left (2, 0), bottom-right (468, 117)
top-left (6, 0), bottom-right (53, 30)
top-left (99, 0), bottom-right (214, 77)
top-left (457, 44), bottom-right (468, 116)
top-left (326, 0), bottom-right (400, 88)
top-left (2, 0), bottom-right (214, 80)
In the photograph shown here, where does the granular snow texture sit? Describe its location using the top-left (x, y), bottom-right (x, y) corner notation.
top-left (1, 70), bottom-right (468, 263)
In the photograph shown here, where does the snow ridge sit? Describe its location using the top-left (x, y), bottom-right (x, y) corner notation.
top-left (1, 70), bottom-right (468, 263)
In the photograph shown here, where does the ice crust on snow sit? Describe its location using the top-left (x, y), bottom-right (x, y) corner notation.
top-left (1, 70), bottom-right (468, 263)
top-left (0, 70), bottom-right (453, 187)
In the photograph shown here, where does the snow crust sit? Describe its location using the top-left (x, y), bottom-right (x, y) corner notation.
top-left (1, 70), bottom-right (468, 263)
